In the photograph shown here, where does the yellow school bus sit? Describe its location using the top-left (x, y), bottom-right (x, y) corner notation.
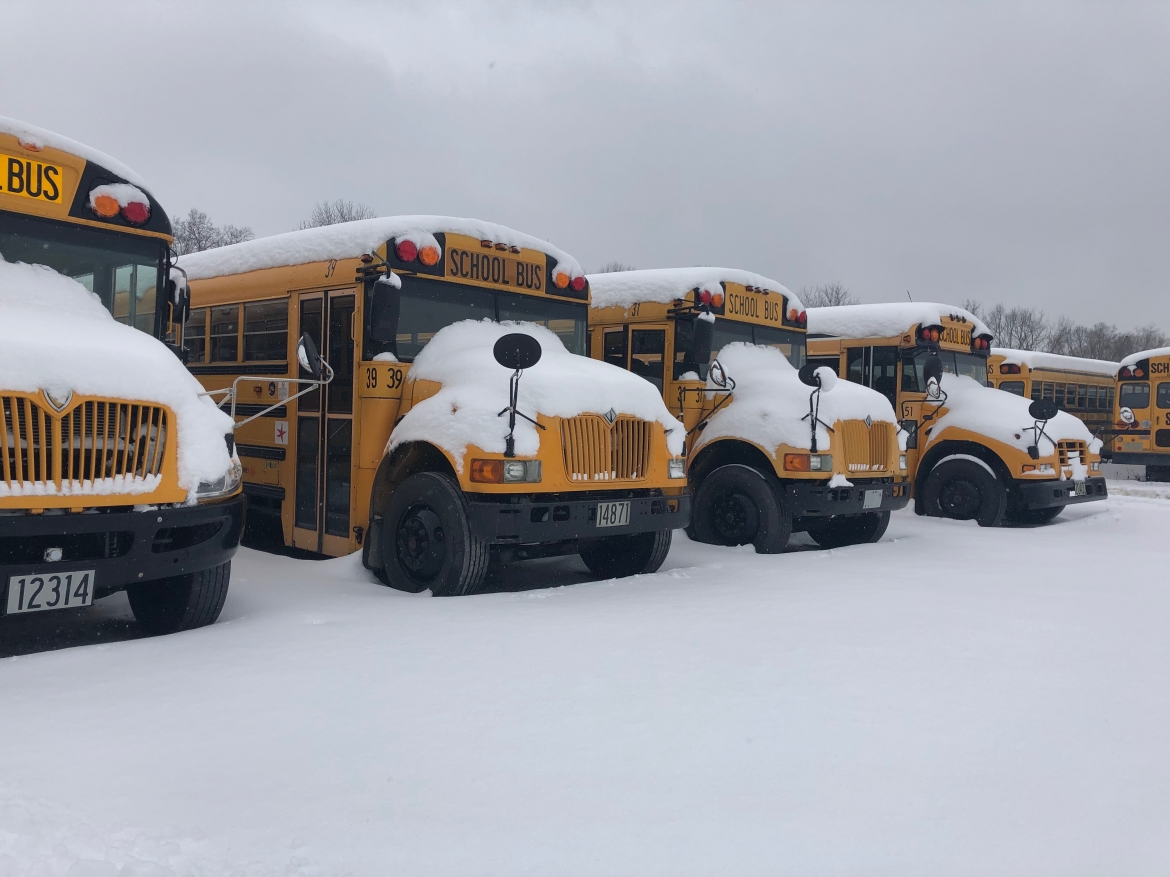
top-left (988, 348), bottom-right (1116, 442)
top-left (807, 303), bottom-right (1107, 525)
top-left (0, 116), bottom-right (243, 634)
top-left (1112, 346), bottom-right (1170, 481)
top-left (588, 268), bottom-right (908, 552)
top-left (180, 218), bottom-right (690, 595)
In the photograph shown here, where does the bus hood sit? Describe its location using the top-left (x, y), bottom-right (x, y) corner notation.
top-left (387, 320), bottom-right (686, 468)
top-left (0, 259), bottom-right (235, 496)
top-left (693, 342), bottom-right (904, 455)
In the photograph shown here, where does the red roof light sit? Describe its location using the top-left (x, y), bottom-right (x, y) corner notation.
top-left (395, 240), bottom-right (418, 262)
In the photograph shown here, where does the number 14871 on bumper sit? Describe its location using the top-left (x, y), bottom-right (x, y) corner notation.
top-left (6, 571), bottom-right (94, 615)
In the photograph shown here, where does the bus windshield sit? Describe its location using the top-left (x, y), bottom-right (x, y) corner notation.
top-left (674, 318), bottom-right (806, 379)
top-left (0, 211), bottom-right (165, 336)
top-left (365, 275), bottom-right (588, 362)
top-left (1119, 382), bottom-right (1150, 410)
top-left (902, 348), bottom-right (989, 391)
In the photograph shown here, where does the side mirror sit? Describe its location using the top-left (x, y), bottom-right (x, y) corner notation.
top-left (166, 278), bottom-right (190, 326)
top-left (923, 352), bottom-right (944, 386)
top-left (797, 362), bottom-right (822, 388)
top-left (493, 333), bottom-right (542, 370)
top-left (1028, 398), bottom-right (1059, 421)
top-left (709, 358), bottom-right (729, 389)
top-left (690, 315), bottom-right (713, 371)
top-left (298, 332), bottom-right (322, 379)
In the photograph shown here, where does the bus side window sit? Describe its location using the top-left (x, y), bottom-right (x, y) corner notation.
top-left (630, 329), bottom-right (666, 392)
top-left (1055, 382), bottom-right (1066, 408)
top-left (1087, 386), bottom-right (1097, 409)
top-left (1077, 384), bottom-right (1087, 409)
top-left (1042, 381), bottom-right (1055, 402)
top-left (603, 328), bottom-right (628, 369)
top-left (1030, 382), bottom-right (1041, 401)
top-left (210, 305), bottom-right (240, 362)
top-left (185, 307), bottom-right (207, 364)
top-left (846, 348), bottom-right (866, 385)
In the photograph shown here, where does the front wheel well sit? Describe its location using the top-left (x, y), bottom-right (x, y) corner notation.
top-left (915, 439), bottom-right (1012, 512)
top-left (688, 439), bottom-right (778, 488)
top-left (363, 442), bottom-right (459, 573)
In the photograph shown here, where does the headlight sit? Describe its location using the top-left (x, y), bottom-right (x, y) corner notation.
top-left (196, 458), bottom-right (242, 500)
top-left (809, 454), bottom-right (832, 472)
top-left (1037, 463), bottom-right (1055, 474)
top-left (470, 458), bottom-right (541, 483)
top-left (899, 454), bottom-right (907, 470)
top-left (503, 460), bottom-right (541, 483)
top-left (668, 458), bottom-right (686, 479)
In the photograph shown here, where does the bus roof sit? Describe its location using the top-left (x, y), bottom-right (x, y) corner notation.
top-left (807, 302), bottom-right (990, 339)
top-left (1120, 346), bottom-right (1170, 369)
top-left (587, 267), bottom-right (802, 311)
top-left (178, 216), bottom-right (584, 282)
top-left (992, 347), bottom-right (1117, 376)
top-left (0, 114), bottom-right (151, 192)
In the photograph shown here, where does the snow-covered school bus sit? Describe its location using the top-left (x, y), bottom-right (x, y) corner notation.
top-left (0, 116), bottom-right (243, 634)
top-left (587, 269), bottom-right (908, 552)
top-left (179, 218), bottom-right (690, 595)
top-left (1111, 346), bottom-right (1170, 481)
top-left (988, 348), bottom-right (1116, 445)
top-left (807, 304), bottom-right (1107, 525)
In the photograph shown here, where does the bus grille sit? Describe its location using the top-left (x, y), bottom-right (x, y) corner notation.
top-left (1057, 440), bottom-right (1087, 467)
top-left (839, 420), bottom-right (892, 472)
top-left (561, 415), bottom-right (651, 482)
top-left (0, 396), bottom-right (168, 495)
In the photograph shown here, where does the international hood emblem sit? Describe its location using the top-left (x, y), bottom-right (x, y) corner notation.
top-left (603, 408), bottom-right (617, 425)
top-left (864, 415), bottom-right (873, 428)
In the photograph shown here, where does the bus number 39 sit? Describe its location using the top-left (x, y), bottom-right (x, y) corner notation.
top-left (365, 367), bottom-right (404, 390)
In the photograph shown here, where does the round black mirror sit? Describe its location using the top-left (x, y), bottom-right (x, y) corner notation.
top-left (798, 362), bottom-right (822, 388)
top-left (298, 332), bottom-right (322, 378)
top-left (493, 333), bottom-right (542, 370)
top-left (923, 352), bottom-right (944, 386)
top-left (1028, 398), bottom-right (1060, 421)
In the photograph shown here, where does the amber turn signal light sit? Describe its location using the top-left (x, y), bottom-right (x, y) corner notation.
top-left (470, 459), bottom-right (504, 483)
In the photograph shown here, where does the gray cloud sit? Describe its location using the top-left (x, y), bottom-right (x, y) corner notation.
top-left (3, 0), bottom-right (1168, 328)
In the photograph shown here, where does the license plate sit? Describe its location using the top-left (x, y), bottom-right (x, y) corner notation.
top-left (6, 570), bottom-right (94, 615)
top-left (1073, 480), bottom-right (1086, 497)
top-left (863, 489), bottom-right (883, 509)
top-left (596, 501), bottom-right (631, 528)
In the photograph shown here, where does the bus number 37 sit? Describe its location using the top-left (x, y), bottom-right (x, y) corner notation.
top-left (365, 366), bottom-right (404, 390)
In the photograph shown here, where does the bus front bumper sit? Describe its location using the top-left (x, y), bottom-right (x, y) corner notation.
top-left (467, 492), bottom-right (691, 544)
top-left (784, 479), bottom-right (910, 518)
top-left (1015, 475), bottom-right (1108, 510)
top-left (0, 494), bottom-right (245, 613)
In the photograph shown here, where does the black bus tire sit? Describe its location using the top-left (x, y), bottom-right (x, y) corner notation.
top-left (922, 458), bottom-right (1007, 527)
top-left (380, 472), bottom-right (489, 597)
top-left (690, 464), bottom-right (792, 553)
top-left (806, 510), bottom-right (891, 548)
top-left (128, 561), bottom-right (231, 636)
top-left (580, 528), bottom-right (672, 579)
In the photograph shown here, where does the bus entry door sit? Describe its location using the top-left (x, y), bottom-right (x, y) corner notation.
top-left (293, 290), bottom-right (356, 554)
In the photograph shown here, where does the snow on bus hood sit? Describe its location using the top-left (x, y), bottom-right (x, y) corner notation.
top-left (928, 374), bottom-right (1102, 461)
top-left (693, 343), bottom-right (903, 455)
top-left (0, 260), bottom-right (235, 496)
top-left (388, 320), bottom-right (685, 467)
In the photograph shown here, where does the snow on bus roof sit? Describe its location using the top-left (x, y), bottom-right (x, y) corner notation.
top-left (992, 347), bottom-right (1117, 376)
top-left (1120, 346), bottom-right (1170, 368)
top-left (0, 115), bottom-right (150, 191)
top-left (807, 302), bottom-right (991, 339)
top-left (587, 267), bottom-right (803, 311)
top-left (178, 216), bottom-right (584, 282)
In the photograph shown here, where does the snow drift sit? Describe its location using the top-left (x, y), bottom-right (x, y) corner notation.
top-left (0, 259), bottom-right (235, 497)
top-left (808, 302), bottom-right (991, 339)
top-left (0, 115), bottom-right (152, 191)
top-left (1120, 346), bottom-right (1170, 368)
top-left (389, 320), bottom-right (686, 467)
top-left (588, 267), bottom-right (803, 311)
top-left (993, 347), bottom-right (1117, 376)
top-left (694, 342), bottom-right (902, 455)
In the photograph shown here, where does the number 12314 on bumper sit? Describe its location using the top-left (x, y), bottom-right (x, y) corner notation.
top-left (6, 571), bottom-right (94, 615)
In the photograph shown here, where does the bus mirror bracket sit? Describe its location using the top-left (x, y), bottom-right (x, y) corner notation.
top-left (798, 364), bottom-right (835, 453)
top-left (494, 333), bottom-right (546, 458)
top-left (1026, 398), bottom-right (1060, 458)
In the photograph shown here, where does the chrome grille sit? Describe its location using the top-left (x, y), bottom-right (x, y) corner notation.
top-left (839, 419), bottom-right (892, 473)
top-left (0, 395), bottom-right (168, 494)
top-left (561, 415), bottom-right (651, 482)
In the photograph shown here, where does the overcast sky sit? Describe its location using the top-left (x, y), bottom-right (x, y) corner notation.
top-left (4, 1), bottom-right (1168, 327)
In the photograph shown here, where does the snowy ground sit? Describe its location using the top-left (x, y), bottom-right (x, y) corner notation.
top-left (2, 485), bottom-right (1170, 876)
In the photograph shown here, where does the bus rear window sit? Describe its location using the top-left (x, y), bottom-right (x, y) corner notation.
top-left (1158, 383), bottom-right (1170, 409)
top-left (1120, 382), bottom-right (1150, 410)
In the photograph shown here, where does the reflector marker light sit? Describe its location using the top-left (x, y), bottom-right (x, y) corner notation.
top-left (495, 242), bottom-right (507, 251)
top-left (480, 239), bottom-right (493, 248)
top-left (396, 239), bottom-right (418, 262)
top-left (87, 183), bottom-right (151, 225)
top-left (419, 244), bottom-right (440, 266)
top-left (570, 275), bottom-right (586, 292)
top-left (554, 271), bottom-right (570, 289)
top-left (17, 139), bottom-right (43, 152)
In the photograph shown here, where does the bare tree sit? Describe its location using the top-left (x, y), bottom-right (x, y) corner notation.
top-left (595, 261), bottom-right (635, 273)
top-left (800, 282), bottom-right (857, 307)
top-left (172, 208), bottom-right (254, 255)
top-left (298, 199), bottom-right (376, 229)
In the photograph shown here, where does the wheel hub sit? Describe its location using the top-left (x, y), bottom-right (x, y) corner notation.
top-left (710, 491), bottom-right (759, 544)
top-left (396, 504), bottom-right (446, 583)
top-left (940, 478), bottom-right (981, 519)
